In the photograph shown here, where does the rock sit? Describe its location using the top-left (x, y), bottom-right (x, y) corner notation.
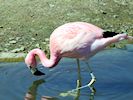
top-left (0, 47), bottom-right (2, 52)
top-left (9, 40), bottom-right (17, 44)
top-left (49, 4), bottom-right (55, 8)
top-left (102, 12), bottom-right (107, 14)
top-left (5, 43), bottom-right (11, 46)
top-left (9, 37), bottom-right (15, 40)
top-left (7, 27), bottom-right (11, 30)
top-left (0, 26), bottom-right (3, 28)
top-left (0, 32), bottom-right (4, 35)
top-left (42, 42), bottom-right (47, 45)
top-left (11, 47), bottom-right (25, 53)
top-left (16, 37), bottom-right (21, 41)
top-left (35, 44), bottom-right (40, 48)
top-left (4, 48), bottom-right (9, 52)
top-left (45, 38), bottom-right (49, 42)
top-left (101, 10), bottom-right (107, 15)
top-left (113, 15), bottom-right (119, 18)
top-left (31, 38), bottom-right (36, 41)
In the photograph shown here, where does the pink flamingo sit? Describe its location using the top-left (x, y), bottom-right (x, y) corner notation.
top-left (25, 22), bottom-right (131, 92)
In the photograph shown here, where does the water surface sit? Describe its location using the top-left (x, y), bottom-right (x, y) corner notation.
top-left (0, 47), bottom-right (133, 100)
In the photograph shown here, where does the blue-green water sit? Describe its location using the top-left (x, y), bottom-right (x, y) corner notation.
top-left (0, 46), bottom-right (133, 100)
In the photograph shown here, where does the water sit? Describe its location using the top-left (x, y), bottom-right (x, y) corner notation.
top-left (0, 47), bottom-right (133, 100)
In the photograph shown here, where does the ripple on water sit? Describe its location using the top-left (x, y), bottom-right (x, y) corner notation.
top-left (0, 48), bottom-right (133, 100)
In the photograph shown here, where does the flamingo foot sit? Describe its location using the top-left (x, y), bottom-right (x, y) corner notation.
top-left (89, 84), bottom-right (96, 94)
top-left (88, 73), bottom-right (96, 93)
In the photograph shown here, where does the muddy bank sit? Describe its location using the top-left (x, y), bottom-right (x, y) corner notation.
top-left (0, 0), bottom-right (133, 54)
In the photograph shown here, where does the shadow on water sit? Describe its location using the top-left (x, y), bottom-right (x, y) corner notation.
top-left (24, 73), bottom-right (95, 100)
top-left (24, 59), bottom-right (95, 100)
top-left (0, 45), bottom-right (133, 100)
top-left (24, 79), bottom-right (59, 100)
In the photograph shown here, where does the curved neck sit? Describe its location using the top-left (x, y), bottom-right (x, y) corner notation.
top-left (30, 48), bottom-right (61, 68)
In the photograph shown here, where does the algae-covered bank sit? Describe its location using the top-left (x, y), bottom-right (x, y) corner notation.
top-left (0, 0), bottom-right (133, 54)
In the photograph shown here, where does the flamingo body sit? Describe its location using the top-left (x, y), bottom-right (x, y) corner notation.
top-left (25, 22), bottom-right (133, 92)
top-left (25, 22), bottom-right (128, 71)
top-left (50, 22), bottom-right (104, 60)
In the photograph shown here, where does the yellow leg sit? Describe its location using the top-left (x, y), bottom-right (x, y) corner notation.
top-left (75, 59), bottom-right (82, 99)
top-left (85, 61), bottom-right (96, 93)
top-left (76, 59), bottom-right (82, 87)
top-left (69, 60), bottom-right (96, 94)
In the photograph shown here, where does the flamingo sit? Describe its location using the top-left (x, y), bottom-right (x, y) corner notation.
top-left (25, 22), bottom-right (131, 92)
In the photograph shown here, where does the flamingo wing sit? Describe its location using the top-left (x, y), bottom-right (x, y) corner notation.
top-left (50, 22), bottom-right (104, 59)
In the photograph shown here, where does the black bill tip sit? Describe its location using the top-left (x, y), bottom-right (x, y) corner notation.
top-left (33, 70), bottom-right (45, 76)
top-left (29, 66), bottom-right (45, 76)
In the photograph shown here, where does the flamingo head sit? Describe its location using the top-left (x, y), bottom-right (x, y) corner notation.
top-left (25, 54), bottom-right (45, 76)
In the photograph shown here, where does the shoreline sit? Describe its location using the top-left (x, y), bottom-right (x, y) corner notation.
top-left (0, 52), bottom-right (26, 62)
top-left (1, 44), bottom-right (133, 62)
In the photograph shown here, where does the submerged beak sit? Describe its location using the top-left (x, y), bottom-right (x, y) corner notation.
top-left (28, 66), bottom-right (45, 76)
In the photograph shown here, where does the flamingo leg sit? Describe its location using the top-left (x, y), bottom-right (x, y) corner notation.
top-left (73, 59), bottom-right (82, 99)
top-left (76, 59), bottom-right (82, 87)
top-left (85, 61), bottom-right (96, 93)
top-left (69, 60), bottom-right (96, 93)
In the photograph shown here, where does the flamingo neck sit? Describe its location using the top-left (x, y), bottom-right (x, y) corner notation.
top-left (30, 48), bottom-right (61, 68)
